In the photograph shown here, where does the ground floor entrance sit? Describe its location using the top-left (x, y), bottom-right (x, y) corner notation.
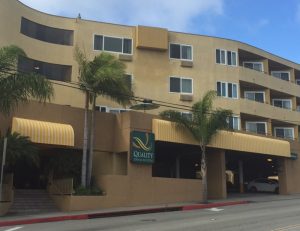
top-left (153, 141), bottom-right (201, 180)
top-left (11, 147), bottom-right (82, 190)
top-left (226, 151), bottom-right (281, 194)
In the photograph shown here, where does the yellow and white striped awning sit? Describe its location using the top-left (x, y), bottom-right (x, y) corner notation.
top-left (152, 119), bottom-right (291, 157)
top-left (11, 117), bottom-right (74, 147)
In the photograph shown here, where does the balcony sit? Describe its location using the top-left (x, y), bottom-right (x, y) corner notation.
top-left (240, 98), bottom-right (300, 125)
top-left (215, 97), bottom-right (300, 126)
top-left (238, 67), bottom-right (300, 98)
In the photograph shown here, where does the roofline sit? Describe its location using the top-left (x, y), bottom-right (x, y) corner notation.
top-left (17, 0), bottom-right (300, 67)
top-left (16, 0), bottom-right (134, 28)
top-left (169, 30), bottom-right (300, 67)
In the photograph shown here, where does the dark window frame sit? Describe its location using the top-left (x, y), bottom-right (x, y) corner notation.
top-left (169, 43), bottom-right (193, 61)
top-left (20, 17), bottom-right (74, 46)
top-left (93, 34), bottom-right (133, 54)
top-left (18, 56), bottom-right (72, 82)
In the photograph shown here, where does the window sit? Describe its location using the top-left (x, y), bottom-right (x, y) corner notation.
top-left (20, 17), bottom-right (73, 46)
top-left (274, 127), bottom-right (294, 140)
top-left (94, 35), bottom-right (132, 54)
top-left (272, 99), bottom-right (292, 110)
top-left (228, 116), bottom-right (240, 130)
top-left (246, 122), bottom-right (267, 135)
top-left (271, 71), bottom-right (290, 81)
top-left (95, 106), bottom-right (108, 112)
top-left (217, 81), bottom-right (238, 99)
top-left (181, 112), bottom-right (192, 121)
top-left (244, 91), bottom-right (265, 103)
top-left (297, 106), bottom-right (300, 112)
top-left (18, 56), bottom-right (71, 82)
top-left (95, 105), bottom-right (130, 114)
top-left (243, 62), bottom-right (263, 72)
top-left (296, 79), bottom-right (300, 85)
top-left (216, 49), bottom-right (226, 64)
top-left (170, 77), bottom-right (193, 94)
top-left (216, 49), bottom-right (237, 66)
top-left (227, 51), bottom-right (237, 66)
top-left (170, 43), bottom-right (192, 60)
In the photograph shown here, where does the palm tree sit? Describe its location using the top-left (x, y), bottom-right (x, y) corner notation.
top-left (75, 48), bottom-right (133, 187)
top-left (160, 90), bottom-right (232, 202)
top-left (0, 132), bottom-right (39, 170)
top-left (0, 45), bottom-right (53, 115)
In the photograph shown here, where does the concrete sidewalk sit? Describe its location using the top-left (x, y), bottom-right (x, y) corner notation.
top-left (0, 199), bottom-right (248, 227)
top-left (2, 193), bottom-right (300, 227)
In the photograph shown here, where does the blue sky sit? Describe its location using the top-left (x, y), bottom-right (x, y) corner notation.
top-left (19, 0), bottom-right (300, 64)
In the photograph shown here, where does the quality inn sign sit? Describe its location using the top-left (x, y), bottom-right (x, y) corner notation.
top-left (130, 131), bottom-right (155, 164)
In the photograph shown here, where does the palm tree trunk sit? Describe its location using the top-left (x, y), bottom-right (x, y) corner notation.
top-left (87, 94), bottom-right (95, 187)
top-left (200, 145), bottom-right (208, 203)
top-left (81, 91), bottom-right (90, 187)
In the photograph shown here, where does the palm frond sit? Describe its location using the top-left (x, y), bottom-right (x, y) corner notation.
top-left (0, 45), bottom-right (26, 76)
top-left (75, 49), bottom-right (133, 107)
top-left (0, 45), bottom-right (53, 115)
top-left (159, 110), bottom-right (199, 139)
top-left (160, 91), bottom-right (232, 146)
top-left (0, 72), bottom-right (53, 115)
top-left (205, 109), bottom-right (232, 144)
top-left (0, 132), bottom-right (39, 168)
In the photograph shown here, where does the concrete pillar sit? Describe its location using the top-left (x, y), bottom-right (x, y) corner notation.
top-left (176, 155), bottom-right (180, 178)
top-left (291, 96), bottom-right (297, 111)
top-left (238, 160), bottom-right (244, 193)
top-left (207, 149), bottom-right (226, 199)
top-left (262, 59), bottom-right (269, 75)
top-left (294, 126), bottom-right (299, 141)
top-left (265, 88), bottom-right (271, 105)
top-left (290, 68), bottom-right (296, 83)
top-left (267, 119), bottom-right (272, 137)
top-left (279, 141), bottom-right (300, 195)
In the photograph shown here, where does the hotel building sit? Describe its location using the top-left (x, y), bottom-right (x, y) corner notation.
top-left (0, 0), bottom-right (300, 212)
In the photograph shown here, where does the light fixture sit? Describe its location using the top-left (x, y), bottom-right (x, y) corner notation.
top-left (267, 158), bottom-right (272, 162)
top-left (130, 99), bottom-right (160, 112)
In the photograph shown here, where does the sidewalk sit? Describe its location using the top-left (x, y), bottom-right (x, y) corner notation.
top-left (0, 199), bottom-right (249, 227)
top-left (2, 193), bottom-right (300, 227)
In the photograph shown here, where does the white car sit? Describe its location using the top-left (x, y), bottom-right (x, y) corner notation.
top-left (247, 178), bottom-right (279, 193)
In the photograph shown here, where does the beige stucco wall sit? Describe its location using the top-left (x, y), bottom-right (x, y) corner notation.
top-left (52, 174), bottom-right (202, 211)
top-left (1, 0), bottom-right (300, 117)
top-left (94, 175), bottom-right (202, 210)
top-left (279, 142), bottom-right (300, 194)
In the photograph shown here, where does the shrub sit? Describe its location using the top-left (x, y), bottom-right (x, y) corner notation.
top-left (74, 185), bottom-right (103, 196)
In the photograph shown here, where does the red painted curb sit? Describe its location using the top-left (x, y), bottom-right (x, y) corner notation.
top-left (0, 201), bottom-right (248, 227)
top-left (0, 214), bottom-right (88, 227)
top-left (0, 207), bottom-right (181, 227)
top-left (182, 200), bottom-right (249, 211)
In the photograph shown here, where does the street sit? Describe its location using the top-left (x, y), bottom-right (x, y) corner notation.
top-left (2, 197), bottom-right (300, 231)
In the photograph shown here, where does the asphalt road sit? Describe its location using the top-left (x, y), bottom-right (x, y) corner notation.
top-left (3, 197), bottom-right (300, 231)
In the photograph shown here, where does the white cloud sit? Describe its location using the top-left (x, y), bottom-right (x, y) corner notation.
top-left (19, 0), bottom-right (224, 32)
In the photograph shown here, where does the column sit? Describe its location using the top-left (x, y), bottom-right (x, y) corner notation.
top-left (207, 149), bottom-right (226, 199)
top-left (176, 154), bottom-right (180, 178)
top-left (238, 160), bottom-right (244, 193)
